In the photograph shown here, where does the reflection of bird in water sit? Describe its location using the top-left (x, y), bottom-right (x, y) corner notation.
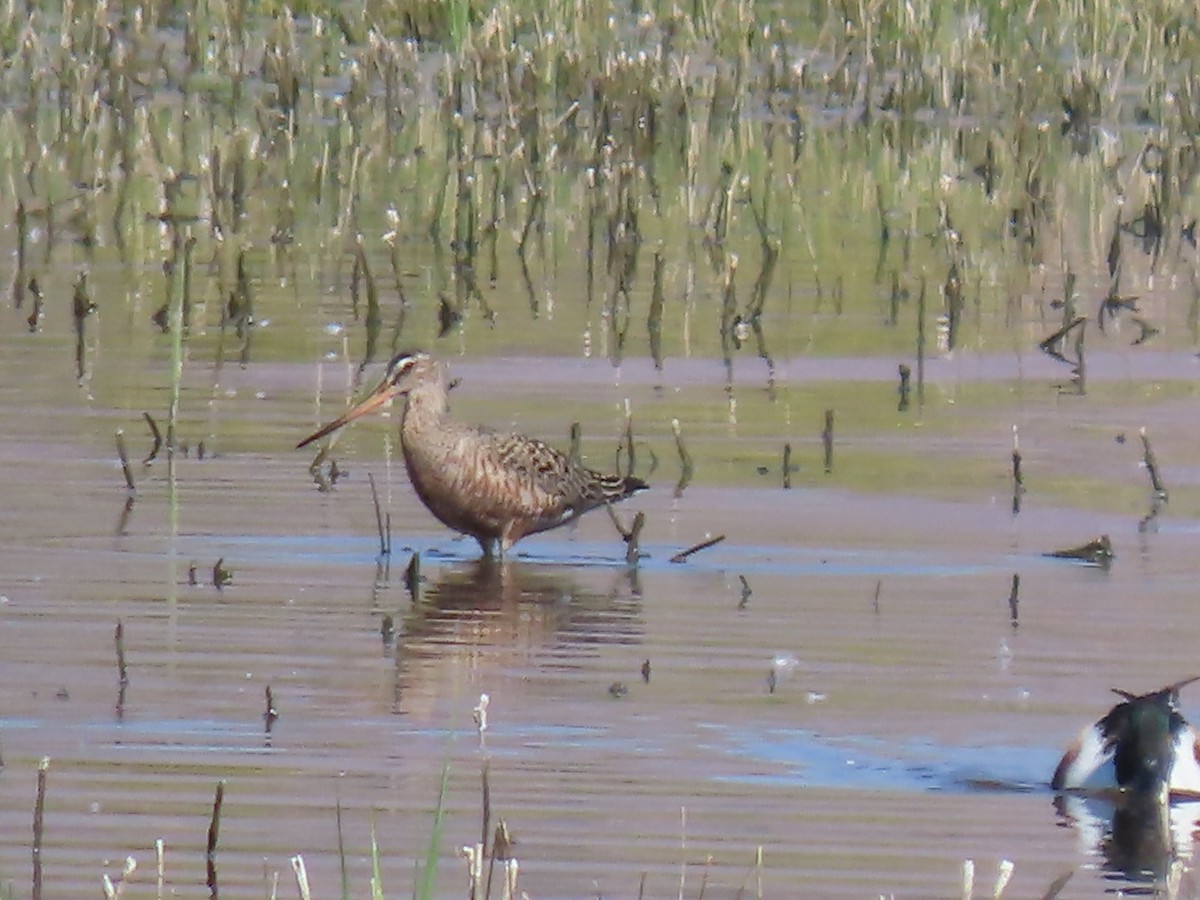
top-left (1052, 677), bottom-right (1200, 800)
top-left (298, 351), bottom-right (647, 558)
top-left (1053, 678), bottom-right (1200, 884)
top-left (1054, 791), bottom-right (1200, 884)
top-left (388, 559), bottom-right (643, 715)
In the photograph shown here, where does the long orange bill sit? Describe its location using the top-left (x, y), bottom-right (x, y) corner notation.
top-left (296, 382), bottom-right (395, 449)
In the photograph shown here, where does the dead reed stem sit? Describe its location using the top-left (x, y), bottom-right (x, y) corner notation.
top-left (115, 430), bottom-right (136, 492)
top-left (206, 781), bottom-right (224, 898)
top-left (32, 756), bottom-right (48, 900)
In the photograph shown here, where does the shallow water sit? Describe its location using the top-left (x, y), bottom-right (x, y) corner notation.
top-left (4, 335), bottom-right (1200, 898)
top-left (6, 9), bottom-right (1200, 896)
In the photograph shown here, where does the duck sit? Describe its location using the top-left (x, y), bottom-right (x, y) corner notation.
top-left (1052, 677), bottom-right (1200, 800)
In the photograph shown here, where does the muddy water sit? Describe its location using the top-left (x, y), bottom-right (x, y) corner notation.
top-left (3, 324), bottom-right (1200, 899)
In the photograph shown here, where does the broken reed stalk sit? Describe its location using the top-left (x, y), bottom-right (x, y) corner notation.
top-left (367, 472), bottom-right (390, 556)
top-left (915, 277), bottom-right (927, 407)
top-left (822, 409), bottom-right (834, 474)
top-left (1011, 426), bottom-right (1022, 487)
top-left (568, 421), bottom-right (582, 464)
top-left (206, 781), bottom-right (224, 899)
top-left (605, 503), bottom-right (644, 564)
top-left (264, 686), bottom-right (277, 733)
top-left (480, 759), bottom-right (493, 897)
top-left (1140, 427), bottom-right (1168, 500)
top-left (33, 756), bottom-right (48, 900)
top-left (624, 512), bottom-right (645, 565)
top-left (404, 551), bottom-right (420, 599)
top-left (335, 800), bottom-right (349, 900)
top-left (116, 429), bottom-right (136, 492)
top-left (670, 534), bottom-right (726, 564)
top-left (1011, 425), bottom-right (1024, 515)
top-left (290, 856), bottom-right (311, 900)
top-left (115, 620), bottom-right (128, 685)
top-left (782, 442), bottom-right (792, 489)
top-left (142, 412), bottom-right (163, 464)
top-left (671, 418), bottom-right (693, 496)
top-left (620, 399), bottom-right (636, 480)
top-left (1008, 573), bottom-right (1020, 626)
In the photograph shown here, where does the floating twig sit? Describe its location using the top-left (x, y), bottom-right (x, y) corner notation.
top-left (1140, 426), bottom-right (1168, 500)
top-left (897, 364), bottom-right (911, 412)
top-left (873, 579), bottom-right (882, 615)
top-left (1008, 573), bottom-right (1020, 627)
top-left (782, 443), bottom-right (792, 489)
top-left (670, 534), bottom-right (726, 564)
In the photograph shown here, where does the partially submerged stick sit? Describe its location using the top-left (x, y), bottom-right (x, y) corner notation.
top-left (116, 430), bottom-right (136, 492)
top-left (670, 534), bottom-right (725, 564)
top-left (206, 782), bottom-right (224, 899)
top-left (264, 686), bottom-right (278, 734)
top-left (1011, 425), bottom-right (1024, 515)
top-left (142, 412), bottom-right (163, 464)
top-left (606, 504), bottom-right (645, 565)
top-left (1140, 426), bottom-right (1168, 500)
top-left (33, 757), bottom-right (48, 900)
top-left (115, 620), bottom-right (128, 686)
top-left (1045, 534), bottom-right (1113, 568)
top-left (671, 419), bottom-right (693, 497)
top-left (368, 472), bottom-right (391, 556)
top-left (822, 409), bottom-right (834, 474)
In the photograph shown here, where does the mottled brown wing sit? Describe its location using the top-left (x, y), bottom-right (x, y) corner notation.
top-left (487, 432), bottom-right (645, 519)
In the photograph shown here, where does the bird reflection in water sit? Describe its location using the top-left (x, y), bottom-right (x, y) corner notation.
top-left (1054, 792), bottom-right (1200, 888)
top-left (386, 558), bottom-right (643, 715)
top-left (1052, 677), bottom-right (1200, 888)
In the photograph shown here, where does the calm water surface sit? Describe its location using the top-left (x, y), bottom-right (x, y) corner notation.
top-left (6, 11), bottom-right (1200, 896)
top-left (4, 334), bottom-right (1200, 897)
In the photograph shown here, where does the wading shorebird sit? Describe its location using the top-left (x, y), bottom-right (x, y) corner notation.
top-left (1052, 677), bottom-right (1200, 800)
top-left (298, 350), bottom-right (648, 558)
